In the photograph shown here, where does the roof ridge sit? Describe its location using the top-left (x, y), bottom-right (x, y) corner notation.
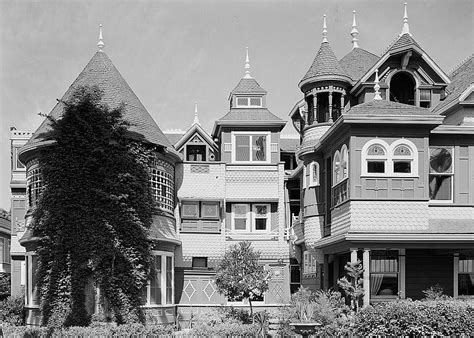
top-left (448, 54), bottom-right (474, 77)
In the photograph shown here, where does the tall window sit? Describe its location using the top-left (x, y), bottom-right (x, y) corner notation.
top-left (419, 89), bottom-right (431, 108)
top-left (233, 133), bottom-right (269, 163)
top-left (303, 251), bottom-right (317, 276)
top-left (26, 254), bottom-right (39, 306)
top-left (231, 203), bottom-right (271, 232)
top-left (149, 158), bottom-right (174, 212)
top-left (458, 256), bottom-right (474, 296)
top-left (0, 238), bottom-right (10, 264)
top-left (333, 151), bottom-right (341, 184)
top-left (142, 252), bottom-right (174, 306)
top-left (370, 250), bottom-right (399, 297)
top-left (309, 161), bottom-right (319, 187)
top-left (27, 166), bottom-right (43, 208)
top-left (429, 147), bottom-right (453, 201)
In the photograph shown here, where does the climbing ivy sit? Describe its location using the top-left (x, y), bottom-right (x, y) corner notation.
top-left (32, 86), bottom-right (155, 326)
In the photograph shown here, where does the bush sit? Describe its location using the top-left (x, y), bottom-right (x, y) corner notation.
top-left (1, 323), bottom-right (175, 337)
top-left (354, 298), bottom-right (474, 336)
top-left (0, 273), bottom-right (11, 301)
top-left (192, 321), bottom-right (260, 337)
top-left (0, 293), bottom-right (25, 326)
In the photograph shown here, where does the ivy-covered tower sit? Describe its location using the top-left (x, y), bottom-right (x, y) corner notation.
top-left (18, 26), bottom-right (181, 325)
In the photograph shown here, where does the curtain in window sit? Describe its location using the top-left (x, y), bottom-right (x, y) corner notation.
top-left (370, 274), bottom-right (384, 296)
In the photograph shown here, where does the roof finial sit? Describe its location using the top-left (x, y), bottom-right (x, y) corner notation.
top-left (374, 69), bottom-right (382, 100)
top-left (351, 10), bottom-right (359, 49)
top-left (97, 24), bottom-right (105, 51)
top-left (322, 14), bottom-right (328, 43)
top-left (244, 47), bottom-right (252, 79)
top-left (193, 103), bottom-right (200, 125)
top-left (400, 2), bottom-right (411, 36)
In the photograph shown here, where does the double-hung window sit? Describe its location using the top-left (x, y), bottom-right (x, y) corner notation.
top-left (142, 252), bottom-right (174, 306)
top-left (231, 203), bottom-right (270, 232)
top-left (233, 132), bottom-right (270, 163)
top-left (458, 256), bottom-right (474, 296)
top-left (370, 250), bottom-right (399, 298)
top-left (429, 147), bottom-right (453, 201)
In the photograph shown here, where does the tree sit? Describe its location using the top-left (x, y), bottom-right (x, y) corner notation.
top-left (214, 241), bottom-right (269, 318)
top-left (32, 86), bottom-right (154, 326)
top-left (337, 260), bottom-right (364, 313)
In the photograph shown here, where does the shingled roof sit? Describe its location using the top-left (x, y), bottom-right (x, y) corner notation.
top-left (339, 48), bottom-right (379, 81)
top-left (385, 33), bottom-right (423, 54)
top-left (217, 108), bottom-right (285, 122)
top-left (300, 42), bottom-right (351, 86)
top-left (230, 78), bottom-right (267, 95)
top-left (345, 100), bottom-right (435, 116)
top-left (22, 51), bottom-right (179, 157)
top-left (433, 55), bottom-right (474, 114)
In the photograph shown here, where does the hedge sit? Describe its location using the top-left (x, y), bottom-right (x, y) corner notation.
top-left (354, 298), bottom-right (474, 336)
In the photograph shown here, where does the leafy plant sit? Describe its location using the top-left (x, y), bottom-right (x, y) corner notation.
top-left (0, 293), bottom-right (25, 326)
top-left (0, 273), bottom-right (10, 301)
top-left (337, 260), bottom-right (364, 312)
top-left (422, 283), bottom-right (446, 300)
top-left (214, 241), bottom-right (270, 318)
top-left (32, 86), bottom-right (154, 326)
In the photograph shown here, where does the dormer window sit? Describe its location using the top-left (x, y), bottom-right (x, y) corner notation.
top-left (236, 97), bottom-right (262, 108)
top-left (419, 89), bottom-right (431, 108)
top-left (232, 132), bottom-right (270, 163)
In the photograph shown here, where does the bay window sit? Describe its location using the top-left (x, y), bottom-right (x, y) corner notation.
top-left (233, 132), bottom-right (270, 163)
top-left (149, 158), bottom-right (174, 212)
top-left (429, 147), bottom-right (453, 201)
top-left (231, 203), bottom-right (271, 232)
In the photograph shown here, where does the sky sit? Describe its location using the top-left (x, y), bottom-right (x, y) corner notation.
top-left (0, 0), bottom-right (473, 211)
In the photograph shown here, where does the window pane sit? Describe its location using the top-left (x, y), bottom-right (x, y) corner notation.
top-left (255, 219), bottom-right (266, 230)
top-left (252, 135), bottom-right (266, 161)
top-left (367, 144), bottom-right (386, 156)
top-left (235, 136), bottom-right (250, 161)
top-left (393, 145), bottom-right (411, 156)
top-left (250, 98), bottom-right (261, 106)
top-left (255, 205), bottom-right (267, 216)
top-left (370, 273), bottom-right (398, 296)
top-left (420, 89), bottom-right (431, 101)
top-left (459, 274), bottom-right (474, 296)
top-left (237, 97), bottom-right (248, 106)
top-left (234, 219), bottom-right (247, 230)
top-left (150, 256), bottom-right (162, 305)
top-left (192, 257), bottom-right (208, 268)
top-left (394, 161), bottom-right (411, 173)
top-left (201, 202), bottom-right (219, 218)
top-left (166, 256), bottom-right (172, 304)
top-left (31, 256), bottom-right (39, 305)
top-left (182, 203), bottom-right (199, 218)
top-left (429, 175), bottom-right (452, 200)
top-left (430, 148), bottom-right (453, 173)
top-left (368, 161), bottom-right (385, 173)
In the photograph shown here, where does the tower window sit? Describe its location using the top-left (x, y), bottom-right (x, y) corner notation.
top-left (390, 72), bottom-right (415, 105)
top-left (236, 97), bottom-right (262, 107)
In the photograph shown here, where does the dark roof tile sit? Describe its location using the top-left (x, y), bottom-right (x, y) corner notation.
top-left (345, 100), bottom-right (435, 116)
top-left (339, 48), bottom-right (379, 81)
top-left (217, 108), bottom-right (284, 122)
top-left (230, 78), bottom-right (267, 95)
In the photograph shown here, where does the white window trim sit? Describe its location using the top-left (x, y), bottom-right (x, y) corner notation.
top-left (231, 203), bottom-right (270, 233)
top-left (429, 146), bottom-right (454, 203)
top-left (231, 131), bottom-right (271, 164)
top-left (235, 97), bottom-right (263, 108)
top-left (361, 139), bottom-right (418, 177)
top-left (333, 150), bottom-right (341, 186)
top-left (340, 144), bottom-right (349, 180)
top-left (369, 248), bottom-right (405, 300)
top-left (143, 251), bottom-right (174, 307)
top-left (26, 252), bottom-right (39, 308)
top-left (308, 161), bottom-right (320, 187)
top-left (303, 251), bottom-right (318, 276)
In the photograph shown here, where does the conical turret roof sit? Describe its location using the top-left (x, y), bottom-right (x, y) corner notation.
top-left (300, 42), bottom-right (351, 88)
top-left (22, 51), bottom-right (179, 158)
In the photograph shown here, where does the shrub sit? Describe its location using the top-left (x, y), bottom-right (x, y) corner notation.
top-left (0, 293), bottom-right (25, 326)
top-left (192, 321), bottom-right (260, 337)
top-left (354, 298), bottom-right (474, 336)
top-left (0, 273), bottom-right (11, 301)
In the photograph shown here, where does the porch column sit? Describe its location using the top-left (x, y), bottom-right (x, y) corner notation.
top-left (313, 93), bottom-right (318, 124)
top-left (328, 90), bottom-right (333, 123)
top-left (363, 249), bottom-right (370, 307)
top-left (333, 254), bottom-right (339, 290)
top-left (340, 90), bottom-right (345, 113)
top-left (399, 249), bottom-right (406, 299)
top-left (350, 248), bottom-right (358, 263)
top-left (454, 253), bottom-right (459, 298)
top-left (323, 254), bottom-right (329, 290)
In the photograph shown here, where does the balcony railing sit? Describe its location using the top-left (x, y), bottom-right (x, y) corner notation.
top-left (181, 219), bottom-right (220, 233)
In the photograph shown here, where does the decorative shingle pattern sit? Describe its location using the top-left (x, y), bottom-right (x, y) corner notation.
top-left (303, 215), bottom-right (324, 247)
top-left (300, 42), bottom-right (349, 84)
top-left (180, 233), bottom-right (225, 262)
top-left (433, 55), bottom-right (474, 113)
top-left (230, 78), bottom-right (267, 95)
top-left (164, 132), bottom-right (185, 146)
top-left (339, 48), bottom-right (379, 81)
top-left (345, 100), bottom-right (435, 115)
top-left (24, 52), bottom-right (178, 156)
top-left (350, 201), bottom-right (428, 231)
top-left (149, 215), bottom-right (179, 242)
top-left (218, 108), bottom-right (284, 122)
top-left (331, 201), bottom-right (351, 235)
top-left (225, 170), bottom-right (279, 200)
top-left (386, 33), bottom-right (423, 53)
top-left (280, 137), bottom-right (300, 152)
top-left (177, 163), bottom-right (226, 200)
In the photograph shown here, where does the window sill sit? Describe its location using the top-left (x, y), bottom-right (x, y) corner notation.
top-left (361, 174), bottom-right (419, 178)
top-left (428, 201), bottom-right (454, 205)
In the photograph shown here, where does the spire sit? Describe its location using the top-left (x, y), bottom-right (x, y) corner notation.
top-left (193, 102), bottom-right (200, 125)
top-left (400, 2), bottom-right (412, 36)
top-left (351, 10), bottom-right (359, 49)
top-left (97, 24), bottom-right (105, 51)
top-left (373, 69), bottom-right (382, 100)
top-left (244, 47), bottom-right (252, 79)
top-left (322, 14), bottom-right (328, 43)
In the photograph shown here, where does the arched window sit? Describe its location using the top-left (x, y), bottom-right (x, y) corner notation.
top-left (365, 143), bottom-right (388, 174)
top-left (390, 139), bottom-right (418, 176)
top-left (309, 161), bottom-right (319, 187)
top-left (390, 72), bottom-right (415, 105)
top-left (340, 145), bottom-right (349, 180)
top-left (333, 151), bottom-right (341, 185)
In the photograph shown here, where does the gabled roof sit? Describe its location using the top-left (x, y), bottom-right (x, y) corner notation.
top-left (299, 42), bottom-right (351, 87)
top-left (174, 123), bottom-right (217, 151)
top-left (345, 100), bottom-right (436, 116)
top-left (433, 55), bottom-right (474, 114)
top-left (163, 129), bottom-right (186, 146)
top-left (230, 78), bottom-right (267, 95)
top-left (385, 33), bottom-right (423, 54)
top-left (22, 51), bottom-right (179, 158)
top-left (339, 48), bottom-right (380, 82)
